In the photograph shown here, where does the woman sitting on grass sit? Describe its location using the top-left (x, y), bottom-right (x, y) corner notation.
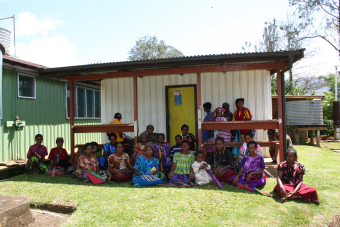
top-left (25, 134), bottom-right (48, 175)
top-left (48, 137), bottom-right (71, 172)
top-left (75, 143), bottom-right (100, 182)
top-left (235, 132), bottom-right (262, 171)
top-left (131, 142), bottom-right (163, 186)
top-left (230, 141), bottom-right (266, 187)
top-left (210, 137), bottom-right (235, 183)
top-left (132, 132), bottom-right (149, 163)
top-left (274, 148), bottom-right (319, 203)
top-left (168, 140), bottom-right (195, 185)
top-left (107, 142), bottom-right (134, 182)
top-left (98, 133), bottom-right (117, 170)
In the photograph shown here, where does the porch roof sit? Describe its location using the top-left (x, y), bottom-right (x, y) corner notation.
top-left (39, 49), bottom-right (305, 78)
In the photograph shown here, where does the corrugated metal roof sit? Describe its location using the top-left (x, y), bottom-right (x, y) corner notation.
top-left (3, 55), bottom-right (48, 69)
top-left (40, 49), bottom-right (305, 77)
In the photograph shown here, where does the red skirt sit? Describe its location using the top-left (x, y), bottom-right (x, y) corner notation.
top-left (274, 183), bottom-right (319, 203)
top-left (217, 169), bottom-right (235, 183)
top-left (110, 172), bottom-right (133, 182)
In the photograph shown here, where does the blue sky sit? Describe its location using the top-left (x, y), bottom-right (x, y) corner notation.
top-left (0, 0), bottom-right (339, 81)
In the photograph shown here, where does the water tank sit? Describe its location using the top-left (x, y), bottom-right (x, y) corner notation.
top-left (286, 99), bottom-right (323, 125)
top-left (0, 27), bottom-right (11, 55)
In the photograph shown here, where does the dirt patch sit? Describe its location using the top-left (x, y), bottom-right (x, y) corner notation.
top-left (30, 199), bottom-right (77, 214)
top-left (328, 214), bottom-right (340, 227)
top-left (321, 135), bottom-right (334, 140)
top-left (28, 209), bottom-right (69, 227)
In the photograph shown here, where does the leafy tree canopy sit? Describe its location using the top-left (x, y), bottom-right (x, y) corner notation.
top-left (128, 35), bottom-right (184, 61)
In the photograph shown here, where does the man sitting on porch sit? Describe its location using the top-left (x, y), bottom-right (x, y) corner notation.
top-left (109, 112), bottom-right (134, 154)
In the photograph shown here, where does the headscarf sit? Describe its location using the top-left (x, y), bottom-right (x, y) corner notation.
top-left (145, 142), bottom-right (155, 151)
top-left (140, 131), bottom-right (149, 138)
top-left (203, 102), bottom-right (212, 110)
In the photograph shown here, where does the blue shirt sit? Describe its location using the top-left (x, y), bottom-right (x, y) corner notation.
top-left (202, 111), bottom-right (214, 142)
top-left (103, 143), bottom-right (116, 157)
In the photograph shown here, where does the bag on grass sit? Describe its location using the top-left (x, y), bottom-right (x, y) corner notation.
top-left (137, 174), bottom-right (164, 186)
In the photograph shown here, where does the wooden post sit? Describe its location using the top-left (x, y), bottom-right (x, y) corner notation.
top-left (277, 69), bottom-right (284, 164)
top-left (310, 130), bottom-right (314, 145)
top-left (69, 81), bottom-right (75, 165)
top-left (317, 128), bottom-right (320, 147)
top-left (295, 128), bottom-right (299, 145)
top-left (197, 72), bottom-right (203, 153)
top-left (133, 77), bottom-right (138, 144)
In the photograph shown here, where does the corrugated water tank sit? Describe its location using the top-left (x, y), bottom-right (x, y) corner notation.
top-left (286, 99), bottom-right (323, 125)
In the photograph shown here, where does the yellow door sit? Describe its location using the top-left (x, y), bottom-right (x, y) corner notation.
top-left (168, 86), bottom-right (196, 147)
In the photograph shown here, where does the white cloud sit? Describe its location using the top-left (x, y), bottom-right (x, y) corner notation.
top-left (16, 35), bottom-right (77, 67)
top-left (16, 12), bottom-right (66, 36)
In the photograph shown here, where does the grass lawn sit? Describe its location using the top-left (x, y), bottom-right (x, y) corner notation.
top-left (320, 141), bottom-right (340, 150)
top-left (1, 145), bottom-right (340, 226)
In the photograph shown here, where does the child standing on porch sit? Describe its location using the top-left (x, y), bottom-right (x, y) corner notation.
top-left (154, 133), bottom-right (171, 178)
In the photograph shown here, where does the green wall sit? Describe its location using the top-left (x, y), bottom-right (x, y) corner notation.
top-left (0, 68), bottom-right (101, 162)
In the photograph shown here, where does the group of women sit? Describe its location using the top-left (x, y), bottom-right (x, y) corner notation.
top-left (26, 130), bottom-right (319, 204)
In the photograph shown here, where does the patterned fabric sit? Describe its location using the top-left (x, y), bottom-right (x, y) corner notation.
top-left (75, 154), bottom-right (99, 177)
top-left (225, 112), bottom-right (233, 122)
top-left (107, 153), bottom-right (130, 172)
top-left (132, 143), bottom-right (146, 161)
top-left (232, 107), bottom-right (252, 134)
top-left (181, 133), bottom-right (196, 151)
top-left (25, 157), bottom-right (48, 173)
top-left (206, 117), bottom-right (232, 153)
top-left (147, 133), bottom-right (159, 144)
top-left (278, 161), bottom-right (305, 185)
top-left (132, 155), bottom-right (160, 185)
top-left (154, 142), bottom-right (171, 169)
top-left (173, 152), bottom-right (195, 175)
top-left (169, 174), bottom-right (191, 184)
top-left (202, 111), bottom-right (214, 142)
top-left (103, 143), bottom-right (116, 157)
top-left (27, 145), bottom-right (48, 163)
top-left (47, 166), bottom-right (67, 176)
top-left (169, 145), bottom-right (182, 160)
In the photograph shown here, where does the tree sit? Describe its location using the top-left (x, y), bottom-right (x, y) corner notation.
top-left (128, 35), bottom-right (184, 61)
top-left (320, 73), bottom-right (339, 95)
top-left (289, 0), bottom-right (340, 57)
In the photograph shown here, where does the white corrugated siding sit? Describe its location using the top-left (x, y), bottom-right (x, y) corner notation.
top-left (201, 70), bottom-right (272, 157)
top-left (101, 70), bottom-right (272, 157)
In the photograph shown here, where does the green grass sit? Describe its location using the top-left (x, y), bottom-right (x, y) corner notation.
top-left (320, 141), bottom-right (340, 150)
top-left (1, 145), bottom-right (340, 226)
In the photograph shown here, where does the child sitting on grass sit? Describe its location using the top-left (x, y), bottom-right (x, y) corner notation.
top-left (192, 151), bottom-right (212, 185)
top-left (168, 140), bottom-right (195, 185)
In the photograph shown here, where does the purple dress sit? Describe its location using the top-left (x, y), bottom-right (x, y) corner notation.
top-left (229, 155), bottom-right (266, 187)
top-left (154, 142), bottom-right (171, 170)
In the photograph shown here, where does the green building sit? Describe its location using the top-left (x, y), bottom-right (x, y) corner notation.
top-left (0, 47), bottom-right (102, 162)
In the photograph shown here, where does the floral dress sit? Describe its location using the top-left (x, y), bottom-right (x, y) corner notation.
top-left (274, 161), bottom-right (319, 203)
top-left (132, 155), bottom-right (162, 186)
top-left (75, 154), bottom-right (99, 182)
top-left (107, 153), bottom-right (132, 181)
top-left (132, 143), bottom-right (146, 161)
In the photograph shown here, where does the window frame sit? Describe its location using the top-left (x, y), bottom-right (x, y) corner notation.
top-left (17, 73), bottom-right (36, 99)
top-left (65, 84), bottom-right (101, 120)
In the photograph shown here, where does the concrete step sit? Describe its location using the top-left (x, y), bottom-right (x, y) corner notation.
top-left (0, 196), bottom-right (34, 226)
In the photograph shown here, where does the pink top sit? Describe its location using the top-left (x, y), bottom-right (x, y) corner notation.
top-left (27, 145), bottom-right (48, 163)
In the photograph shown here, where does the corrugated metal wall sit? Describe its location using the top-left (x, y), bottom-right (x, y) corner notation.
top-left (201, 70), bottom-right (272, 157)
top-left (0, 68), bottom-right (101, 162)
top-left (286, 100), bottom-right (323, 125)
top-left (101, 70), bottom-right (271, 157)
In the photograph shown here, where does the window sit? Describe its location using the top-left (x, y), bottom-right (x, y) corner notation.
top-left (66, 84), bottom-right (101, 119)
top-left (17, 74), bottom-right (36, 99)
